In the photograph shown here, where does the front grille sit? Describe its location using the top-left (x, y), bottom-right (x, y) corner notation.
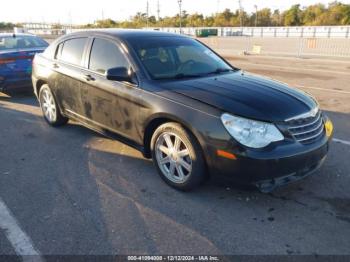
top-left (286, 110), bottom-right (325, 144)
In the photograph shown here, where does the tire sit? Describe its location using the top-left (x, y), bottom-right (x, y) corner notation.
top-left (38, 84), bottom-right (68, 126)
top-left (151, 122), bottom-right (206, 191)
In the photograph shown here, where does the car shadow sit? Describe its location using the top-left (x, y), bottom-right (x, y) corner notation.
top-left (0, 90), bottom-right (38, 107)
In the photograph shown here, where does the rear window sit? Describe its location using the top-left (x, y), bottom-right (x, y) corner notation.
top-left (60, 38), bottom-right (87, 66)
top-left (0, 35), bottom-right (48, 51)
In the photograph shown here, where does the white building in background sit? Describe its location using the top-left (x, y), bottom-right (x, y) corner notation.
top-left (21, 23), bottom-right (72, 35)
top-left (13, 27), bottom-right (28, 34)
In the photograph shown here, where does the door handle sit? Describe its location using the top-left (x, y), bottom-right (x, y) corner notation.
top-left (85, 74), bottom-right (95, 81)
top-left (52, 63), bottom-right (59, 69)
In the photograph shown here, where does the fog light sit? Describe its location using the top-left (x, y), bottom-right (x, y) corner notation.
top-left (325, 120), bottom-right (333, 138)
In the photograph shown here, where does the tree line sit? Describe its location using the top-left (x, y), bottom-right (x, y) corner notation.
top-left (85, 2), bottom-right (350, 28)
top-left (0, 22), bottom-right (17, 31)
top-left (1, 1), bottom-right (349, 31)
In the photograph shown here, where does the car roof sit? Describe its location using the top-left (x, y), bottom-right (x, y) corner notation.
top-left (63, 29), bottom-right (188, 40)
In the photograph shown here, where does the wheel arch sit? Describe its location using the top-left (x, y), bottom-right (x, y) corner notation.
top-left (36, 81), bottom-right (66, 117)
top-left (142, 113), bottom-right (208, 163)
top-left (35, 79), bottom-right (47, 97)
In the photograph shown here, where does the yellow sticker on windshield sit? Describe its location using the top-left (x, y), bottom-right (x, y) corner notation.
top-left (325, 120), bottom-right (333, 138)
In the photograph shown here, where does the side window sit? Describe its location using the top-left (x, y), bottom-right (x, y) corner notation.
top-left (89, 38), bottom-right (129, 74)
top-left (60, 38), bottom-right (87, 66)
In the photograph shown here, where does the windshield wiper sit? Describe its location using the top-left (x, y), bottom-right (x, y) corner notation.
top-left (154, 73), bottom-right (202, 80)
top-left (205, 68), bottom-right (234, 75)
top-left (174, 73), bottom-right (202, 79)
top-left (153, 69), bottom-right (234, 80)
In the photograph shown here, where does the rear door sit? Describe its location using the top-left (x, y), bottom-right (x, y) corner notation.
top-left (53, 37), bottom-right (89, 117)
top-left (80, 37), bottom-right (141, 140)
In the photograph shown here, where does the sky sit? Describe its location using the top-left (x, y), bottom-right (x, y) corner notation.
top-left (2, 0), bottom-right (350, 25)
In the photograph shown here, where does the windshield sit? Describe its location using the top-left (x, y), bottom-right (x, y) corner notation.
top-left (129, 36), bottom-right (234, 80)
top-left (0, 35), bottom-right (48, 51)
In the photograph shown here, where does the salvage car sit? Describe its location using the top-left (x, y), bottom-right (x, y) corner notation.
top-left (0, 33), bottom-right (48, 92)
top-left (32, 30), bottom-right (333, 192)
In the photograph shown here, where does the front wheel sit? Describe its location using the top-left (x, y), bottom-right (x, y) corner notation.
top-left (151, 123), bottom-right (206, 191)
top-left (39, 84), bottom-right (68, 126)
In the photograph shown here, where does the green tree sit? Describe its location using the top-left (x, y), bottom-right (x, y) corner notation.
top-left (148, 16), bottom-right (157, 25)
top-left (0, 22), bottom-right (15, 31)
top-left (256, 8), bottom-right (272, 26)
top-left (213, 9), bottom-right (234, 26)
top-left (325, 1), bottom-right (350, 25)
top-left (271, 9), bottom-right (282, 26)
top-left (80, 1), bottom-right (350, 28)
top-left (302, 4), bottom-right (326, 25)
top-left (283, 4), bottom-right (302, 26)
top-left (187, 13), bottom-right (205, 27)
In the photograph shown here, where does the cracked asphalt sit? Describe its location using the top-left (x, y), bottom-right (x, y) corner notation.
top-left (0, 55), bottom-right (349, 256)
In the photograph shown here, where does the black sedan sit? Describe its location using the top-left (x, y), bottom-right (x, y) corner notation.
top-left (32, 30), bottom-right (333, 192)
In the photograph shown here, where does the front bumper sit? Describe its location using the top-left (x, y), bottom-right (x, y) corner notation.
top-left (255, 156), bottom-right (326, 192)
top-left (253, 143), bottom-right (328, 192)
top-left (207, 131), bottom-right (330, 192)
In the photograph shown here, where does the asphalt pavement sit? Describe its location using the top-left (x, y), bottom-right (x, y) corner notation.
top-left (0, 56), bottom-right (349, 258)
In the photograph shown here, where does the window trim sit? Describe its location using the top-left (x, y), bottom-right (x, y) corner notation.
top-left (54, 42), bottom-right (63, 60)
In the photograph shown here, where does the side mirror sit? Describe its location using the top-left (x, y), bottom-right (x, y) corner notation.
top-left (106, 67), bottom-right (133, 82)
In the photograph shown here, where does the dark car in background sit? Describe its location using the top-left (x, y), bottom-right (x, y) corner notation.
top-left (0, 33), bottom-right (48, 93)
top-left (32, 30), bottom-right (333, 192)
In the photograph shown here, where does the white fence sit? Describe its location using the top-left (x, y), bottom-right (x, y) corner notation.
top-left (199, 37), bottom-right (350, 58)
top-left (148, 26), bottom-right (350, 38)
top-left (25, 25), bottom-right (350, 58)
top-left (19, 25), bottom-right (350, 39)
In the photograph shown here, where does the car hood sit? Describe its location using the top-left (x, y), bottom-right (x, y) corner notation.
top-left (157, 71), bottom-right (317, 122)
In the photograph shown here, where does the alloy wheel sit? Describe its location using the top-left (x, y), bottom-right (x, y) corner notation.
top-left (155, 132), bottom-right (192, 184)
top-left (41, 88), bottom-right (57, 123)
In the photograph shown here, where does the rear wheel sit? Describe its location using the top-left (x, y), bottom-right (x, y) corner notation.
top-left (39, 84), bottom-right (68, 126)
top-left (151, 123), bottom-right (206, 191)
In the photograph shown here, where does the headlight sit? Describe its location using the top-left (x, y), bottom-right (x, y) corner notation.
top-left (221, 113), bottom-right (284, 148)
